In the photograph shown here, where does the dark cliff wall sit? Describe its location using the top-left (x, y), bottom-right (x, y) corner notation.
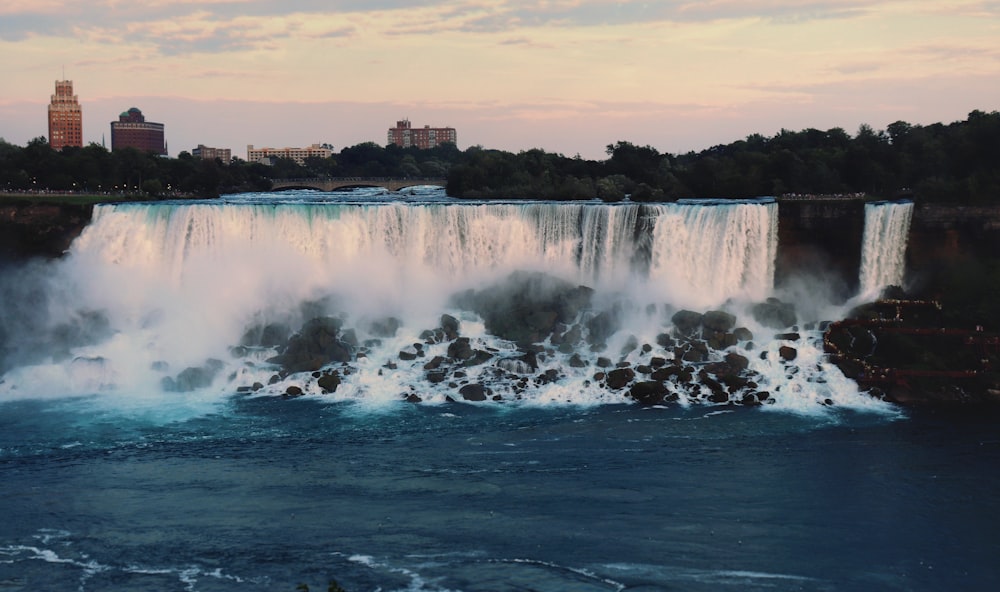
top-left (0, 203), bottom-right (93, 263)
top-left (908, 204), bottom-right (1000, 267)
top-left (775, 198), bottom-right (866, 299)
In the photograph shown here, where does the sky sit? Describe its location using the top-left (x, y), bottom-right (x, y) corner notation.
top-left (1, 0), bottom-right (998, 160)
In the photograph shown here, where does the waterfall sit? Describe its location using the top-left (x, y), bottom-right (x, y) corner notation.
top-left (858, 201), bottom-right (914, 299)
top-left (72, 199), bottom-right (778, 312)
top-left (8, 195), bottom-right (897, 412)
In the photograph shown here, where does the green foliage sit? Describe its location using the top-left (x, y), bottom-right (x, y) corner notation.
top-left (3, 111), bottom-right (997, 202)
top-left (0, 139), bottom-right (270, 198)
top-left (444, 110), bottom-right (1000, 202)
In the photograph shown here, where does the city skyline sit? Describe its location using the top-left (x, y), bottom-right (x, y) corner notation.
top-left (1, 1), bottom-right (998, 160)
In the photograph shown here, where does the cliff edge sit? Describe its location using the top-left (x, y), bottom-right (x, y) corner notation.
top-left (0, 202), bottom-right (93, 262)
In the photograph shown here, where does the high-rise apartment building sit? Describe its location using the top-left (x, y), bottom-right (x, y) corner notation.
top-left (47, 80), bottom-right (83, 151)
top-left (111, 107), bottom-right (166, 155)
top-left (192, 144), bottom-right (232, 163)
top-left (387, 119), bottom-right (457, 149)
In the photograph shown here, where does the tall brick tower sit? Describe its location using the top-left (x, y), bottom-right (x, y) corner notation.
top-left (48, 80), bottom-right (83, 151)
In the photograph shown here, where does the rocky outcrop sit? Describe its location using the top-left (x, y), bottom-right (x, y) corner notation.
top-left (824, 296), bottom-right (1000, 405)
top-left (0, 202), bottom-right (93, 261)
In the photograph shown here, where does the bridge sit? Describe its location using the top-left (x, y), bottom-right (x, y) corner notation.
top-left (270, 177), bottom-right (447, 192)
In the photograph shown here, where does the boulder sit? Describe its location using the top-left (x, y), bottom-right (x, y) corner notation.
top-left (752, 298), bottom-right (797, 329)
top-left (451, 271), bottom-right (594, 344)
top-left (317, 371), bottom-right (341, 393)
top-left (702, 310), bottom-right (736, 332)
top-left (628, 380), bottom-right (675, 405)
top-left (268, 316), bottom-right (353, 373)
top-left (368, 316), bottom-right (402, 338)
top-left (671, 310), bottom-right (703, 335)
top-left (605, 367), bottom-right (635, 389)
top-left (459, 383), bottom-right (490, 401)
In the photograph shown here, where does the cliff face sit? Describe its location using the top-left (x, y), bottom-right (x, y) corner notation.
top-left (775, 199), bottom-right (866, 298)
top-left (908, 204), bottom-right (1000, 267)
top-left (0, 203), bottom-right (94, 262)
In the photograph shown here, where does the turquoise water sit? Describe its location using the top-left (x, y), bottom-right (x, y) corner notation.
top-left (2, 397), bottom-right (998, 591)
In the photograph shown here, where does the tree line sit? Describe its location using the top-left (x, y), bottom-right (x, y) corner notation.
top-left (1, 109), bottom-right (997, 203)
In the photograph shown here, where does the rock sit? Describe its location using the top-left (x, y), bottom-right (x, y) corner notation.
top-left (440, 314), bottom-right (460, 339)
top-left (240, 322), bottom-right (292, 348)
top-left (423, 355), bottom-right (447, 370)
top-left (586, 309), bottom-right (621, 346)
top-left (268, 316), bottom-right (352, 373)
top-left (317, 371), bottom-right (340, 393)
top-left (606, 367), bottom-right (635, 389)
top-left (459, 383), bottom-right (489, 401)
top-left (451, 271), bottom-right (594, 344)
top-left (368, 316), bottom-right (402, 338)
top-left (752, 299), bottom-right (797, 329)
top-left (779, 345), bottom-right (798, 361)
top-left (620, 335), bottom-right (639, 357)
top-left (447, 337), bottom-right (475, 361)
top-left (568, 353), bottom-right (587, 368)
top-left (284, 385), bottom-right (304, 398)
top-left (161, 359), bottom-right (224, 392)
top-left (671, 310), bottom-right (703, 335)
top-left (702, 310), bottom-right (736, 332)
top-left (628, 380), bottom-right (675, 405)
top-left (733, 327), bottom-right (754, 342)
top-left (656, 333), bottom-right (675, 348)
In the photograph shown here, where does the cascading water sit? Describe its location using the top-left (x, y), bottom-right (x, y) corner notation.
top-left (858, 200), bottom-right (914, 299)
top-left (0, 192), bottom-right (895, 413)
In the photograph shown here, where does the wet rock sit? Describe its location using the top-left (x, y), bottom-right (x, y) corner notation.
top-left (440, 314), bottom-right (460, 340)
top-left (317, 371), bottom-right (341, 393)
top-left (426, 369), bottom-right (448, 384)
top-left (568, 353), bottom-right (587, 368)
top-left (240, 322), bottom-right (292, 348)
top-left (628, 380), bottom-right (674, 405)
top-left (447, 337), bottom-right (475, 361)
top-left (671, 310), bottom-right (703, 336)
top-left (656, 333), bottom-right (675, 349)
top-left (451, 271), bottom-right (593, 344)
top-left (423, 355), bottom-right (447, 370)
top-left (161, 359), bottom-right (224, 392)
top-left (368, 316), bottom-right (402, 338)
top-left (586, 309), bottom-right (622, 346)
top-left (268, 316), bottom-right (352, 373)
top-left (752, 298), bottom-right (797, 329)
top-left (606, 367), bottom-right (635, 389)
top-left (283, 385), bottom-right (304, 398)
top-left (779, 345), bottom-right (798, 361)
top-left (733, 327), bottom-right (754, 342)
top-left (702, 310), bottom-right (736, 332)
top-left (459, 383), bottom-right (490, 401)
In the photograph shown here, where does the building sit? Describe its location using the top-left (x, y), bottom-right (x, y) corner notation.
top-left (192, 144), bottom-right (232, 163)
top-left (247, 144), bottom-right (332, 166)
top-left (111, 107), bottom-right (166, 155)
top-left (387, 119), bottom-right (457, 149)
top-left (47, 80), bottom-right (83, 151)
